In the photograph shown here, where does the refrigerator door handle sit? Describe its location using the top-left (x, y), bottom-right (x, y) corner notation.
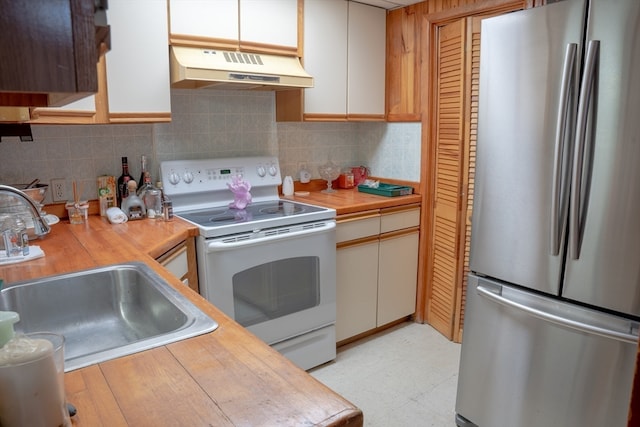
top-left (551, 43), bottom-right (577, 256)
top-left (570, 40), bottom-right (599, 260)
top-left (477, 283), bottom-right (638, 344)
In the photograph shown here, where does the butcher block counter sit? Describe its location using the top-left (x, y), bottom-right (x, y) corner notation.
top-left (282, 179), bottom-right (422, 215)
top-left (0, 216), bottom-right (363, 426)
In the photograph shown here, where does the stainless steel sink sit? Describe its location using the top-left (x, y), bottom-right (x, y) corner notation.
top-left (0, 262), bottom-right (218, 371)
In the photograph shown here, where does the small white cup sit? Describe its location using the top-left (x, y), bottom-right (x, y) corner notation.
top-left (283, 176), bottom-right (294, 196)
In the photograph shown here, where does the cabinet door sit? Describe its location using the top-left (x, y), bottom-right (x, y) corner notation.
top-left (240, 0), bottom-right (298, 51)
top-left (106, 0), bottom-right (171, 122)
top-left (303, 0), bottom-right (348, 118)
top-left (169, 0), bottom-right (239, 43)
top-left (336, 241), bottom-right (379, 342)
top-left (347, 1), bottom-right (386, 118)
top-left (30, 0), bottom-right (171, 124)
top-left (156, 238), bottom-right (199, 294)
top-left (29, 93), bottom-right (97, 124)
top-left (386, 3), bottom-right (423, 122)
top-left (378, 231), bottom-right (419, 326)
top-left (425, 19), bottom-right (468, 341)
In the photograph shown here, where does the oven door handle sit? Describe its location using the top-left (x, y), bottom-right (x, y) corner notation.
top-left (204, 221), bottom-right (336, 252)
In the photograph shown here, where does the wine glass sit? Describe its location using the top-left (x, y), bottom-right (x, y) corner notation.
top-left (318, 160), bottom-right (341, 193)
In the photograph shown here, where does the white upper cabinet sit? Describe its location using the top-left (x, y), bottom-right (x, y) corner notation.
top-left (106, 0), bottom-right (171, 120)
top-left (303, 0), bottom-right (348, 116)
top-left (169, 0), bottom-right (239, 42)
top-left (169, 0), bottom-right (299, 52)
top-left (347, 1), bottom-right (386, 117)
top-left (240, 0), bottom-right (298, 50)
top-left (301, 0), bottom-right (385, 120)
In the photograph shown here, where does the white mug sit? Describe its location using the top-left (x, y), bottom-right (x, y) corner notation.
top-left (282, 176), bottom-right (294, 196)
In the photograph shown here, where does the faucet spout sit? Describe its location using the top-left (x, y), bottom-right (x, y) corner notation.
top-left (0, 185), bottom-right (51, 237)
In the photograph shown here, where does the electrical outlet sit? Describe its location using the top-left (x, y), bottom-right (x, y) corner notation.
top-left (51, 179), bottom-right (66, 202)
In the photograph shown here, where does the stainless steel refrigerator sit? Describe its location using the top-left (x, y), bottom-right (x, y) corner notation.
top-left (455, 1), bottom-right (640, 426)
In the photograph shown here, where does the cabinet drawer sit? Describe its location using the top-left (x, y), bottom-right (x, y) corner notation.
top-left (380, 207), bottom-right (420, 233)
top-left (336, 214), bottom-right (380, 243)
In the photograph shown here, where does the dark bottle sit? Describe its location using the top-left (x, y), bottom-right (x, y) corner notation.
top-left (117, 157), bottom-right (134, 207)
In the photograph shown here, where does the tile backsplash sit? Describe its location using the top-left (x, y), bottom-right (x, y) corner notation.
top-left (0, 89), bottom-right (421, 204)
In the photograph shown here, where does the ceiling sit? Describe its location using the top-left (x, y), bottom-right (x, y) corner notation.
top-left (354, 0), bottom-right (423, 10)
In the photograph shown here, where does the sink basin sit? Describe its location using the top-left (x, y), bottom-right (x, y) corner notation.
top-left (0, 262), bottom-right (218, 371)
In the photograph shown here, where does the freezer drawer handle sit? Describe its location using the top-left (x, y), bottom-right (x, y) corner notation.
top-left (477, 284), bottom-right (638, 344)
top-left (550, 43), bottom-right (577, 256)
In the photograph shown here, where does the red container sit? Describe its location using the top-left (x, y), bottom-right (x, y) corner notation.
top-left (337, 172), bottom-right (355, 189)
top-left (351, 166), bottom-right (370, 184)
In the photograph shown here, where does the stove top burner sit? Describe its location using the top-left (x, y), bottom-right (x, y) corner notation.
top-left (259, 204), bottom-right (305, 215)
top-left (177, 199), bottom-right (329, 231)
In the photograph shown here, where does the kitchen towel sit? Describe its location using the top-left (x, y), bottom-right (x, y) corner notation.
top-left (0, 245), bottom-right (44, 265)
top-left (106, 207), bottom-right (128, 224)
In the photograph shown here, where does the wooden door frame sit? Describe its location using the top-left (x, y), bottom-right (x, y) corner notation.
top-left (415, 0), bottom-right (533, 329)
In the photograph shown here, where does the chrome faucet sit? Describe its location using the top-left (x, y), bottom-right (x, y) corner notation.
top-left (0, 185), bottom-right (51, 237)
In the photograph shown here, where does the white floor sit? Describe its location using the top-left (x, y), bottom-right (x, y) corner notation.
top-left (310, 321), bottom-right (462, 427)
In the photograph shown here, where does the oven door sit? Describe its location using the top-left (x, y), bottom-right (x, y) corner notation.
top-left (197, 221), bottom-right (336, 345)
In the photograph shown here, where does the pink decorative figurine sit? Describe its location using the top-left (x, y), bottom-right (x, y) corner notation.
top-left (227, 175), bottom-right (252, 209)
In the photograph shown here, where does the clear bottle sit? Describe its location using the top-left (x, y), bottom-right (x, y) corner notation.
top-left (117, 157), bottom-right (134, 208)
top-left (156, 181), bottom-right (173, 221)
top-left (122, 180), bottom-right (146, 221)
top-left (137, 171), bottom-right (154, 198)
top-left (16, 216), bottom-right (29, 256)
top-left (139, 173), bottom-right (161, 219)
top-left (138, 155), bottom-right (148, 189)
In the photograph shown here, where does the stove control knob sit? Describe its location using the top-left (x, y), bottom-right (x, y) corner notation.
top-left (256, 165), bottom-right (266, 177)
top-left (183, 171), bottom-right (194, 184)
top-left (168, 172), bottom-right (181, 185)
top-left (268, 164), bottom-right (278, 177)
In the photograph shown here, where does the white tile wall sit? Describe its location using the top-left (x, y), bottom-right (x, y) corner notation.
top-left (0, 89), bottom-right (421, 203)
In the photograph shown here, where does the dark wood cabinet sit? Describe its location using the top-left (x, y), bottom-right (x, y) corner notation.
top-left (0, 0), bottom-right (106, 108)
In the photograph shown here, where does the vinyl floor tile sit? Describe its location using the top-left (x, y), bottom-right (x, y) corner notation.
top-left (310, 321), bottom-right (461, 427)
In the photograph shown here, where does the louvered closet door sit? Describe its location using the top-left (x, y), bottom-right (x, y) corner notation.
top-left (427, 13), bottom-right (513, 342)
top-left (427, 18), bottom-right (467, 340)
top-left (454, 16), bottom-right (482, 342)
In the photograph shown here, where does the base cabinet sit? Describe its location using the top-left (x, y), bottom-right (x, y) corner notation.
top-left (378, 232), bottom-right (419, 325)
top-left (336, 205), bottom-right (420, 343)
top-left (336, 240), bottom-right (379, 341)
top-left (156, 237), bottom-right (199, 294)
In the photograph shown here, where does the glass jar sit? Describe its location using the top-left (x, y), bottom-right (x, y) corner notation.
top-left (1, 215), bottom-right (28, 256)
top-left (143, 188), bottom-right (162, 219)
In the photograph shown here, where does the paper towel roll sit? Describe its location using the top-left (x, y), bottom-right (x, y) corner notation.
top-left (0, 334), bottom-right (69, 427)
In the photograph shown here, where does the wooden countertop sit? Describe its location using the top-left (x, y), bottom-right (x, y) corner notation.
top-left (0, 216), bottom-right (363, 426)
top-left (283, 179), bottom-right (422, 215)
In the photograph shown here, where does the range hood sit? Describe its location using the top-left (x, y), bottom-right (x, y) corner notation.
top-left (170, 46), bottom-right (313, 90)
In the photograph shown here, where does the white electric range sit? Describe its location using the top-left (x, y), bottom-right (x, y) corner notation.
top-left (160, 156), bottom-right (337, 370)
